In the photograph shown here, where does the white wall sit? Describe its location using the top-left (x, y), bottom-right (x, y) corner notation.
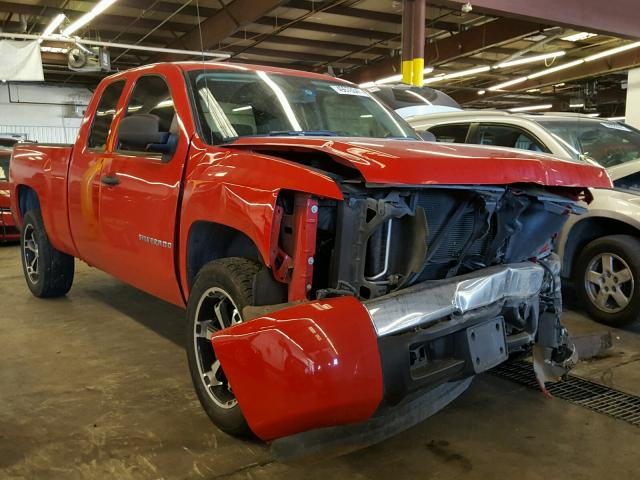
top-left (626, 68), bottom-right (640, 129)
top-left (0, 83), bottom-right (92, 144)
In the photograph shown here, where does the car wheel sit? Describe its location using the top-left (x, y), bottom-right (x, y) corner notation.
top-left (186, 257), bottom-right (261, 436)
top-left (575, 235), bottom-right (640, 326)
top-left (21, 210), bottom-right (74, 298)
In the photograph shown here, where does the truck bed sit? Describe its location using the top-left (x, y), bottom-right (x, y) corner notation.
top-left (10, 143), bottom-right (75, 255)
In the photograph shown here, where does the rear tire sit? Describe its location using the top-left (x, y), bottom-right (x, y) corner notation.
top-left (574, 235), bottom-right (640, 326)
top-left (186, 257), bottom-right (261, 437)
top-left (21, 210), bottom-right (74, 298)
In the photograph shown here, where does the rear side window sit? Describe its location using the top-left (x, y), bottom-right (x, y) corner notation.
top-left (88, 80), bottom-right (125, 150)
top-left (117, 75), bottom-right (176, 154)
top-left (477, 124), bottom-right (545, 152)
top-left (428, 123), bottom-right (470, 143)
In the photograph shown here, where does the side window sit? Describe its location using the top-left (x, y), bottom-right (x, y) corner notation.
top-left (117, 75), bottom-right (176, 154)
top-left (428, 124), bottom-right (470, 143)
top-left (88, 80), bottom-right (125, 150)
top-left (477, 124), bottom-right (545, 152)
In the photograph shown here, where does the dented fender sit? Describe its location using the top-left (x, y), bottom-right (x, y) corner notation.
top-left (210, 296), bottom-right (383, 441)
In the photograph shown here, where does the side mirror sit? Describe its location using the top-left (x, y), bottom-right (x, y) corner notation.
top-left (118, 114), bottom-right (177, 160)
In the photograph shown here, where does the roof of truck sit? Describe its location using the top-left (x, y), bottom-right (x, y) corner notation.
top-left (101, 61), bottom-right (352, 85)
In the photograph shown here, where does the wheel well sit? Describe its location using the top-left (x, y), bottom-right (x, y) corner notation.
top-left (564, 217), bottom-right (640, 277)
top-left (17, 185), bottom-right (40, 218)
top-left (186, 221), bottom-right (262, 288)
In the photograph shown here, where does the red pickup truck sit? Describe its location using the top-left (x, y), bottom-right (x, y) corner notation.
top-left (10, 62), bottom-right (611, 451)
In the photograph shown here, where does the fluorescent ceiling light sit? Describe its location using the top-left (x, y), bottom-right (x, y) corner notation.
top-left (527, 59), bottom-right (585, 79)
top-left (509, 104), bottom-right (553, 112)
top-left (526, 88), bottom-right (541, 93)
top-left (39, 13), bottom-right (65, 43)
top-left (232, 105), bottom-right (252, 112)
top-left (554, 83), bottom-right (566, 87)
top-left (488, 76), bottom-right (528, 91)
top-left (584, 41), bottom-right (640, 62)
top-left (422, 66), bottom-right (489, 85)
top-left (562, 32), bottom-right (597, 42)
top-left (478, 90), bottom-right (486, 95)
top-left (375, 74), bottom-right (402, 85)
top-left (569, 103), bottom-right (584, 108)
top-left (586, 113), bottom-right (601, 117)
top-left (423, 74), bottom-right (446, 85)
top-left (495, 51), bottom-right (565, 69)
top-left (62, 0), bottom-right (118, 36)
top-left (441, 66), bottom-right (490, 79)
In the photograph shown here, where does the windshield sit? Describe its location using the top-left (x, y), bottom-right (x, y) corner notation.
top-left (0, 138), bottom-right (18, 148)
top-left (538, 119), bottom-right (640, 168)
top-left (188, 70), bottom-right (418, 144)
top-left (0, 154), bottom-right (9, 181)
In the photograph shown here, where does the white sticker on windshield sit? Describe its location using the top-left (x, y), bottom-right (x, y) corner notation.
top-left (330, 85), bottom-right (368, 96)
top-left (601, 122), bottom-right (631, 132)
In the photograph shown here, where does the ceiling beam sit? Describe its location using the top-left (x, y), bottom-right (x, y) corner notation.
top-left (228, 31), bottom-right (390, 57)
top-left (285, 0), bottom-right (462, 32)
top-left (156, 0), bottom-right (286, 62)
top-left (452, 47), bottom-right (640, 104)
top-left (118, 0), bottom-right (218, 18)
top-left (440, 0), bottom-right (640, 39)
top-left (2, 19), bottom-right (172, 46)
top-left (346, 18), bottom-right (543, 84)
top-left (254, 17), bottom-right (398, 41)
top-left (224, 44), bottom-right (366, 65)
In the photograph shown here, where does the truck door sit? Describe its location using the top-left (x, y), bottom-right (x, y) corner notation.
top-left (68, 79), bottom-right (126, 268)
top-left (97, 74), bottom-right (190, 306)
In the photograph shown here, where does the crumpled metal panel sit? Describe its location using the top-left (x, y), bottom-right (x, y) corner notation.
top-left (366, 262), bottom-right (545, 337)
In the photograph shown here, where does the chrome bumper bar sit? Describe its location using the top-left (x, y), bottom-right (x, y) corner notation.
top-left (365, 262), bottom-right (546, 337)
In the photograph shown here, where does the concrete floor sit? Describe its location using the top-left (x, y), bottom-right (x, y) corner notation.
top-left (1, 243), bottom-right (640, 480)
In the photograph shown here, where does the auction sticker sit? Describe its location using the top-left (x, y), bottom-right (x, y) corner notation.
top-left (330, 85), bottom-right (369, 96)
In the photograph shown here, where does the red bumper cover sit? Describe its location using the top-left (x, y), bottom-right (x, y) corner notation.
top-left (211, 296), bottom-right (383, 441)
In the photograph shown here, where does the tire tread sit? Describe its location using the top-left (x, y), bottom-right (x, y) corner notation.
top-left (186, 257), bottom-right (261, 437)
top-left (21, 210), bottom-right (74, 298)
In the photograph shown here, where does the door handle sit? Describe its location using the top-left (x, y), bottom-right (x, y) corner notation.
top-left (101, 174), bottom-right (120, 186)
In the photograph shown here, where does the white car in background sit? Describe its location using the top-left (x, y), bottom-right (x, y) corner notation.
top-left (365, 84), bottom-right (461, 119)
top-left (409, 111), bottom-right (640, 327)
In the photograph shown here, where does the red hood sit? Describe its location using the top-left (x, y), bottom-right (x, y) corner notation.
top-left (224, 137), bottom-right (612, 188)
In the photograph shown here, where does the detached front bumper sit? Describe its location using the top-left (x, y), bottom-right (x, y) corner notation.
top-left (0, 207), bottom-right (19, 242)
top-left (211, 260), bottom-right (552, 442)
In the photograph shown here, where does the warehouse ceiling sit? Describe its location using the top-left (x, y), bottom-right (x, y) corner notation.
top-left (0, 0), bottom-right (637, 116)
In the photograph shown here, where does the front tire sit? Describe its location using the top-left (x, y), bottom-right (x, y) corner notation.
top-left (21, 210), bottom-right (74, 298)
top-left (575, 235), bottom-right (640, 326)
top-left (186, 257), bottom-right (260, 436)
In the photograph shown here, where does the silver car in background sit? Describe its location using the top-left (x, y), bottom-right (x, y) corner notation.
top-left (409, 111), bottom-right (640, 327)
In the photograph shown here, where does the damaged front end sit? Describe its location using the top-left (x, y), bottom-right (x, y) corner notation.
top-left (211, 184), bottom-right (585, 451)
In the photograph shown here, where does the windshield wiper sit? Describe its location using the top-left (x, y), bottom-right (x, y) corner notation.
top-left (268, 130), bottom-right (340, 137)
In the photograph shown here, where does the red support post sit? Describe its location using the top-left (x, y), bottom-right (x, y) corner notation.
top-left (288, 194), bottom-right (318, 302)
